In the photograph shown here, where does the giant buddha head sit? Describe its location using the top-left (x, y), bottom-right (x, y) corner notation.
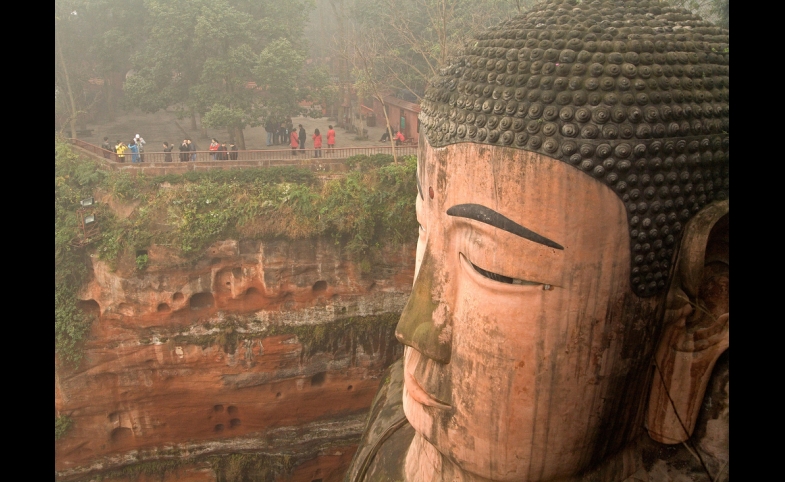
top-left (394, 0), bottom-right (728, 480)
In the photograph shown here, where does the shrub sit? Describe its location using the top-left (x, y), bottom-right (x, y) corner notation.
top-left (55, 415), bottom-right (74, 440)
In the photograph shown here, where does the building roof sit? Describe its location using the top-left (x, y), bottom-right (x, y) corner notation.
top-left (383, 95), bottom-right (420, 113)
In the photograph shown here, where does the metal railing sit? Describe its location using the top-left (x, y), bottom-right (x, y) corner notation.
top-left (68, 139), bottom-right (417, 165)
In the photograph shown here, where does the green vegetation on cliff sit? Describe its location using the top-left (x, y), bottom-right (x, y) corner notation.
top-left (54, 137), bottom-right (417, 364)
top-left (55, 140), bottom-right (105, 365)
top-left (55, 415), bottom-right (74, 440)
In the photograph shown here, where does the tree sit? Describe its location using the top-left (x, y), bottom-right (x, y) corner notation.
top-left (347, 0), bottom-right (528, 101)
top-left (253, 38), bottom-right (307, 128)
top-left (55, 0), bottom-right (141, 133)
top-left (123, 0), bottom-right (312, 148)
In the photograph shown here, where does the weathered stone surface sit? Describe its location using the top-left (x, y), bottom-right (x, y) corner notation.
top-left (55, 238), bottom-right (414, 481)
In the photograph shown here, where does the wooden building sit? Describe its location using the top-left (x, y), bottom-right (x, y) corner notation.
top-left (371, 95), bottom-right (421, 144)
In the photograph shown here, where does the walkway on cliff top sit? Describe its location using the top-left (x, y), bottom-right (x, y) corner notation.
top-left (69, 138), bottom-right (418, 176)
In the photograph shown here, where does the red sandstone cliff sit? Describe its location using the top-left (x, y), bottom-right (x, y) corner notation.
top-left (55, 237), bottom-right (414, 481)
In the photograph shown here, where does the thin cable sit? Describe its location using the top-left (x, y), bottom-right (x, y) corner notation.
top-left (653, 360), bottom-right (716, 482)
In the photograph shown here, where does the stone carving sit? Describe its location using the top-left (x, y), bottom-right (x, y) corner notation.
top-left (419, 0), bottom-right (729, 297)
top-left (345, 1), bottom-right (728, 481)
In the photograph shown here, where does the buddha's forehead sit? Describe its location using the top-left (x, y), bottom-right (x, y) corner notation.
top-left (421, 143), bottom-right (627, 241)
top-left (418, 0), bottom-right (729, 297)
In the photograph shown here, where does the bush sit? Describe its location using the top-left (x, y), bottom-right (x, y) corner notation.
top-left (55, 415), bottom-right (74, 440)
top-left (136, 254), bottom-right (149, 271)
top-left (55, 138), bottom-right (103, 366)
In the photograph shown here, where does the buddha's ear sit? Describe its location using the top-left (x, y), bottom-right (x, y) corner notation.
top-left (646, 200), bottom-right (729, 444)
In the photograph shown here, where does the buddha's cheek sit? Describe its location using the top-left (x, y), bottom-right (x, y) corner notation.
top-left (435, 287), bottom-right (541, 473)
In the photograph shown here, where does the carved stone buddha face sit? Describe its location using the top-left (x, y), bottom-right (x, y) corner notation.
top-left (397, 142), bottom-right (664, 480)
top-left (385, 1), bottom-right (728, 479)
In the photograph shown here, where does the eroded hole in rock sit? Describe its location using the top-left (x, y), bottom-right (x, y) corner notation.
top-left (214, 404), bottom-right (224, 413)
top-left (173, 292), bottom-right (184, 302)
top-left (77, 299), bottom-right (101, 316)
top-left (311, 479), bottom-right (324, 482)
top-left (227, 405), bottom-right (238, 415)
top-left (341, 306), bottom-right (347, 313)
top-left (108, 412), bottom-right (120, 423)
top-left (157, 303), bottom-right (171, 312)
top-left (117, 303), bottom-right (134, 316)
top-left (136, 249), bottom-right (148, 257)
top-left (312, 280), bottom-right (328, 292)
top-left (110, 427), bottom-right (133, 443)
top-left (246, 287), bottom-right (261, 297)
top-left (310, 371), bottom-right (327, 387)
top-left (347, 385), bottom-right (353, 391)
top-left (190, 292), bottom-right (214, 310)
top-left (232, 267), bottom-right (242, 278)
top-left (368, 282), bottom-right (376, 291)
top-left (214, 424), bottom-right (224, 432)
top-left (275, 392), bottom-right (282, 398)
top-left (229, 418), bottom-right (241, 428)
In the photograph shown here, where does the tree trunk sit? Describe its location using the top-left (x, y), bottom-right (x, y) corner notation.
top-left (236, 126), bottom-right (246, 150)
top-left (104, 77), bottom-right (114, 121)
top-left (190, 109), bottom-right (197, 130)
top-left (227, 127), bottom-right (236, 145)
top-left (199, 113), bottom-right (207, 138)
top-left (378, 96), bottom-right (397, 164)
top-left (56, 29), bottom-right (78, 139)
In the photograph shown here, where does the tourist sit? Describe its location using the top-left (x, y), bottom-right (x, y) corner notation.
top-left (278, 122), bottom-right (286, 145)
top-left (327, 125), bottom-right (336, 150)
top-left (135, 134), bottom-right (146, 162)
top-left (229, 143), bottom-right (238, 160)
top-left (217, 141), bottom-right (228, 160)
top-left (312, 128), bottom-right (322, 158)
top-left (209, 138), bottom-right (219, 160)
top-left (179, 139), bottom-right (189, 162)
top-left (379, 126), bottom-right (391, 143)
top-left (188, 139), bottom-right (197, 161)
top-left (265, 119), bottom-right (276, 146)
top-left (290, 127), bottom-right (299, 156)
top-left (163, 142), bottom-right (173, 162)
top-left (115, 140), bottom-right (127, 162)
top-left (394, 130), bottom-right (405, 146)
top-left (101, 137), bottom-right (111, 151)
top-left (128, 139), bottom-right (140, 163)
top-left (298, 124), bottom-right (306, 153)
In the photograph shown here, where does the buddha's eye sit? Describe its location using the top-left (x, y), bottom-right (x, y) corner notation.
top-left (468, 258), bottom-right (539, 286)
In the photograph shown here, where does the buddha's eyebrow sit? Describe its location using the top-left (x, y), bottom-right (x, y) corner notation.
top-left (446, 203), bottom-right (564, 250)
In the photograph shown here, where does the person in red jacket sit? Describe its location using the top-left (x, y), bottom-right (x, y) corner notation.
top-left (394, 130), bottom-right (405, 146)
top-left (290, 128), bottom-right (299, 156)
top-left (313, 128), bottom-right (323, 158)
top-left (209, 138), bottom-right (219, 160)
top-left (327, 125), bottom-right (336, 150)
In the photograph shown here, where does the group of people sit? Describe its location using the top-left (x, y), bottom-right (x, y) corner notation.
top-left (379, 126), bottom-right (406, 145)
top-left (207, 138), bottom-right (239, 161)
top-left (102, 134), bottom-right (146, 163)
top-left (287, 124), bottom-right (336, 158)
top-left (99, 122), bottom-right (339, 162)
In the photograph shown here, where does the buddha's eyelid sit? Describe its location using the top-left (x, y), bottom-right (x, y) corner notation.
top-left (446, 203), bottom-right (564, 250)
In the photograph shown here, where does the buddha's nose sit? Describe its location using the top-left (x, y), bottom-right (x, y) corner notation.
top-left (395, 249), bottom-right (452, 363)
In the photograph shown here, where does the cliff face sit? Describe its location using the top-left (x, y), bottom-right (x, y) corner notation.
top-left (55, 237), bottom-right (414, 481)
